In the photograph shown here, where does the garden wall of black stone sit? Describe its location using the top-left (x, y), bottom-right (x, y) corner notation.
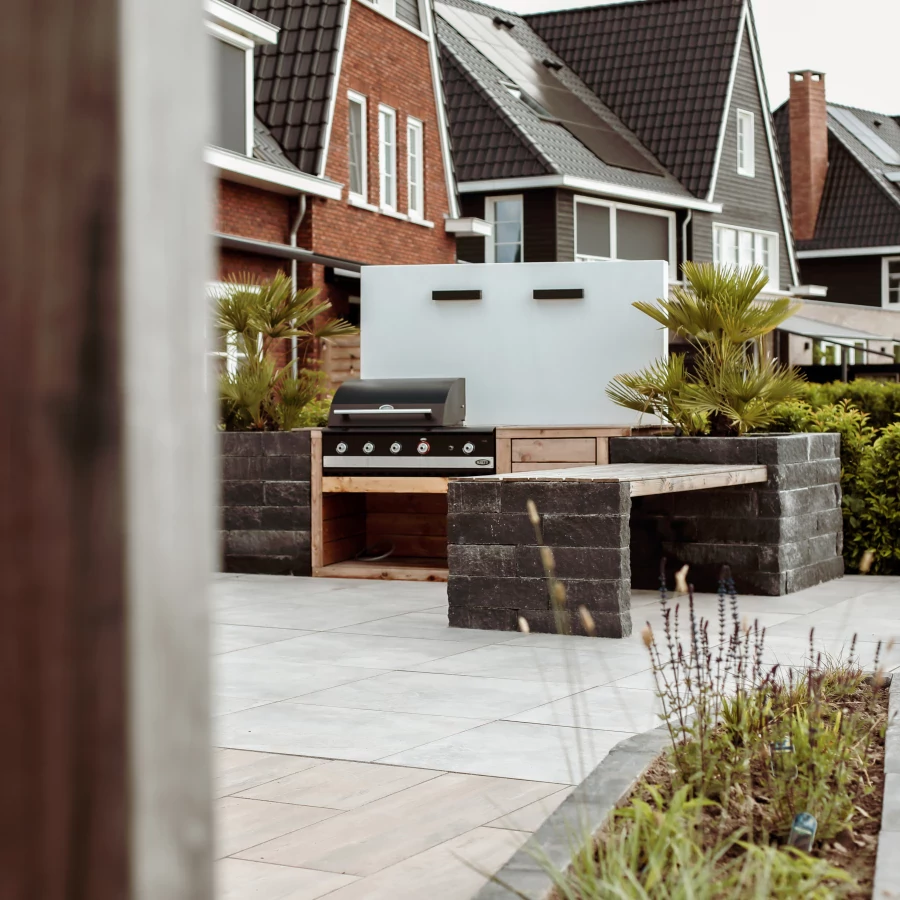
top-left (447, 480), bottom-right (632, 638)
top-left (220, 431), bottom-right (311, 575)
top-left (609, 434), bottom-right (844, 595)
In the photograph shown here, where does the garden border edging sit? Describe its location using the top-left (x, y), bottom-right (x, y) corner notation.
top-left (474, 725), bottom-right (670, 900)
top-left (873, 671), bottom-right (900, 897)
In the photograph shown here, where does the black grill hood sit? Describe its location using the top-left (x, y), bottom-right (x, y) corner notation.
top-left (327, 378), bottom-right (466, 428)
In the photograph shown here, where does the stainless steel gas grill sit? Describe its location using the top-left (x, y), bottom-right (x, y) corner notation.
top-left (322, 378), bottom-right (496, 476)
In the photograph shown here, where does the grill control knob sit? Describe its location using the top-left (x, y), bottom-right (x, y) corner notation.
top-left (417, 440), bottom-right (430, 455)
top-left (390, 442), bottom-right (402, 454)
top-left (462, 442), bottom-right (475, 455)
top-left (363, 441), bottom-right (375, 454)
top-left (336, 442), bottom-right (348, 454)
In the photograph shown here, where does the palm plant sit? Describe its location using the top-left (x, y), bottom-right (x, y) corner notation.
top-left (215, 272), bottom-right (358, 431)
top-left (607, 262), bottom-right (805, 436)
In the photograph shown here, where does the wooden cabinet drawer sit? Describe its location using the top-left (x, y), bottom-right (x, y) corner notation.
top-left (511, 438), bottom-right (596, 463)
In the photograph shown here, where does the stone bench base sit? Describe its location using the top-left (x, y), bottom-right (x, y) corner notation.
top-left (447, 434), bottom-right (843, 637)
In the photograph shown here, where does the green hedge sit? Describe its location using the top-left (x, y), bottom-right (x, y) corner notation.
top-left (794, 379), bottom-right (900, 429)
top-left (769, 394), bottom-right (900, 574)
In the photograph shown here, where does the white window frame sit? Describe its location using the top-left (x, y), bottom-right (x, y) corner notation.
top-left (406, 117), bottom-right (424, 220)
top-left (370, 0), bottom-right (397, 17)
top-left (485, 194), bottom-right (524, 263)
top-left (206, 22), bottom-right (254, 158)
top-left (883, 256), bottom-right (900, 308)
top-left (347, 90), bottom-right (367, 203)
top-left (207, 281), bottom-right (261, 377)
top-left (713, 223), bottom-right (779, 287)
top-left (573, 196), bottom-right (677, 272)
top-left (736, 109), bottom-right (756, 178)
top-left (378, 105), bottom-right (397, 212)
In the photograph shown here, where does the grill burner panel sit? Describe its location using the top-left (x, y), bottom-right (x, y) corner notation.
top-left (322, 429), bottom-right (495, 475)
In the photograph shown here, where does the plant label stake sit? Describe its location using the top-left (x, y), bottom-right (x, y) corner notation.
top-left (788, 812), bottom-right (817, 852)
top-left (769, 737), bottom-right (796, 777)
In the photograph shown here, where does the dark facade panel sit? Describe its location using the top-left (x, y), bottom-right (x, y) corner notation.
top-left (456, 194), bottom-right (486, 263)
top-left (556, 190), bottom-right (575, 261)
top-left (524, 189), bottom-right (557, 262)
top-left (800, 256), bottom-right (884, 308)
top-left (396, 0), bottom-right (421, 31)
top-left (711, 31), bottom-right (793, 289)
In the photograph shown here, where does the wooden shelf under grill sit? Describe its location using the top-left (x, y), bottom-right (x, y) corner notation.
top-left (312, 557), bottom-right (448, 582)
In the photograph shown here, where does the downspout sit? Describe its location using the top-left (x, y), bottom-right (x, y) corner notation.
top-left (289, 194), bottom-right (308, 376)
top-left (681, 209), bottom-right (692, 278)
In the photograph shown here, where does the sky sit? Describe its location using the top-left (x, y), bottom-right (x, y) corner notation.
top-left (490, 0), bottom-right (898, 114)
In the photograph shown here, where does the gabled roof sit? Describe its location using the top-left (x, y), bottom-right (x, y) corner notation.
top-left (232, 0), bottom-right (347, 177)
top-left (774, 101), bottom-right (900, 251)
top-left (436, 0), bottom-right (695, 200)
top-left (525, 0), bottom-right (745, 199)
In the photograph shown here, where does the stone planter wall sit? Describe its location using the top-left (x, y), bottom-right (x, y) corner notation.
top-left (447, 480), bottom-right (632, 638)
top-left (220, 431), bottom-right (312, 575)
top-left (610, 434), bottom-right (844, 595)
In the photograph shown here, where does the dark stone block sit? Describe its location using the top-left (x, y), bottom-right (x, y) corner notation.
top-left (784, 556), bottom-right (844, 593)
top-left (222, 432), bottom-right (262, 457)
top-left (767, 459), bottom-right (841, 491)
top-left (816, 507), bottom-right (844, 535)
top-left (447, 513), bottom-right (534, 545)
top-left (448, 544), bottom-right (517, 577)
top-left (661, 541), bottom-right (759, 569)
top-left (541, 514), bottom-right (629, 549)
top-left (448, 605), bottom-right (519, 631)
top-left (259, 456), bottom-right (293, 481)
top-left (758, 541), bottom-right (811, 572)
top-left (223, 554), bottom-right (296, 575)
top-left (836, 528), bottom-right (844, 555)
top-left (631, 493), bottom-right (675, 516)
top-left (661, 489), bottom-right (757, 518)
top-left (222, 481), bottom-right (264, 506)
top-left (808, 532), bottom-right (840, 563)
top-left (807, 483), bottom-right (841, 512)
top-left (755, 434), bottom-right (810, 464)
top-left (757, 488), bottom-right (810, 517)
top-left (222, 456), bottom-right (262, 480)
top-left (223, 529), bottom-right (310, 557)
top-left (500, 481), bottom-right (629, 515)
top-left (448, 576), bottom-right (544, 610)
top-left (260, 430), bottom-right (310, 457)
top-left (291, 455), bottom-right (312, 480)
top-left (516, 546), bottom-right (629, 580)
top-left (264, 482), bottom-right (310, 506)
top-left (448, 480), bottom-right (501, 514)
top-left (554, 579), bottom-right (631, 613)
top-left (521, 609), bottom-right (631, 638)
top-left (261, 505), bottom-right (311, 530)
top-left (808, 433), bottom-right (840, 460)
top-left (609, 436), bottom-right (758, 465)
top-left (222, 506), bottom-right (263, 530)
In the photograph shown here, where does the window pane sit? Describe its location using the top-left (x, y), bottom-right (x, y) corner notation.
top-left (616, 209), bottom-right (669, 261)
top-left (214, 38), bottom-right (247, 154)
top-left (380, 110), bottom-right (396, 208)
top-left (496, 242), bottom-right (522, 263)
top-left (349, 100), bottom-right (364, 196)
top-left (495, 221), bottom-right (522, 244)
top-left (716, 228), bottom-right (737, 266)
top-left (738, 230), bottom-right (753, 268)
top-left (407, 122), bottom-right (422, 216)
top-left (576, 203), bottom-right (611, 258)
top-left (494, 199), bottom-right (522, 224)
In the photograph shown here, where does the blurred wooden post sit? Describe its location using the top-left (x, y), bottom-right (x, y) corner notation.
top-left (1, 0), bottom-right (215, 896)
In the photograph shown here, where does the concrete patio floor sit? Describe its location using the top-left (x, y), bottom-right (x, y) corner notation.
top-left (212, 573), bottom-right (900, 900)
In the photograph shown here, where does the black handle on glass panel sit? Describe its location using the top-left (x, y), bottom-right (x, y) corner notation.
top-left (532, 288), bottom-right (585, 300)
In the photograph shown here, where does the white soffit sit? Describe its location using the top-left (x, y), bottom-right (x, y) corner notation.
top-left (204, 0), bottom-right (279, 45)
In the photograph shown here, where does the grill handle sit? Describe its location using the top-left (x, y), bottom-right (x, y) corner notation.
top-left (332, 408), bottom-right (434, 416)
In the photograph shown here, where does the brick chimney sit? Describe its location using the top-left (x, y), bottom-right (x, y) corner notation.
top-left (789, 70), bottom-right (828, 241)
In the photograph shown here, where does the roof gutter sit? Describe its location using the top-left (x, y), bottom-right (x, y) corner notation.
top-left (457, 175), bottom-right (723, 212)
top-left (215, 232), bottom-right (363, 273)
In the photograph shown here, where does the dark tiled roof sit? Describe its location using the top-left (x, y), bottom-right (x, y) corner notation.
top-left (774, 101), bottom-right (900, 250)
top-left (436, 0), bottom-right (693, 197)
top-left (525, 0), bottom-right (745, 198)
top-left (233, 0), bottom-right (346, 176)
top-left (440, 43), bottom-right (551, 181)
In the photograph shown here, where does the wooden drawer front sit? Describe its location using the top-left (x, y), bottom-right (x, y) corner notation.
top-left (510, 462), bottom-right (594, 472)
top-left (512, 438), bottom-right (596, 464)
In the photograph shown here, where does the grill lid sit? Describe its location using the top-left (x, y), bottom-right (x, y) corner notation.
top-left (328, 378), bottom-right (466, 428)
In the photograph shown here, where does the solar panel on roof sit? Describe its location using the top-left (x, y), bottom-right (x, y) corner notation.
top-left (437, 2), bottom-right (664, 176)
top-left (829, 106), bottom-right (900, 167)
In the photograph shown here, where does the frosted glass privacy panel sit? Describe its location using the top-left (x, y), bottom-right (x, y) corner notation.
top-left (361, 261), bottom-right (668, 427)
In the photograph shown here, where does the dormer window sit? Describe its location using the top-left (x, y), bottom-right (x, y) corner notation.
top-left (211, 31), bottom-right (253, 156)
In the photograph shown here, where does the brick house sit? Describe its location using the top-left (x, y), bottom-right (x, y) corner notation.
top-left (208, 0), bottom-right (480, 346)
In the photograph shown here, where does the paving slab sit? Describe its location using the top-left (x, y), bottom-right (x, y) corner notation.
top-left (216, 858), bottom-right (358, 900)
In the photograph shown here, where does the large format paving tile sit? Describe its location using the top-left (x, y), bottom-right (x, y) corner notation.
top-left (214, 749), bottom-right (327, 799)
top-left (333, 611), bottom-right (515, 645)
top-left (234, 772), bottom-right (558, 876)
top-left (292, 670), bottom-right (580, 721)
top-left (505, 685), bottom-right (665, 733)
top-left (216, 858), bottom-right (358, 900)
top-left (409, 642), bottom-right (645, 687)
top-left (214, 624), bottom-right (311, 655)
top-left (216, 796), bottom-right (340, 858)
top-left (382, 719), bottom-right (629, 784)
top-left (486, 786), bottom-right (573, 832)
top-left (238, 759), bottom-right (443, 810)
top-left (223, 631), bottom-right (481, 671)
top-left (216, 699), bottom-right (484, 761)
top-left (311, 826), bottom-right (529, 900)
top-left (213, 656), bottom-right (384, 717)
